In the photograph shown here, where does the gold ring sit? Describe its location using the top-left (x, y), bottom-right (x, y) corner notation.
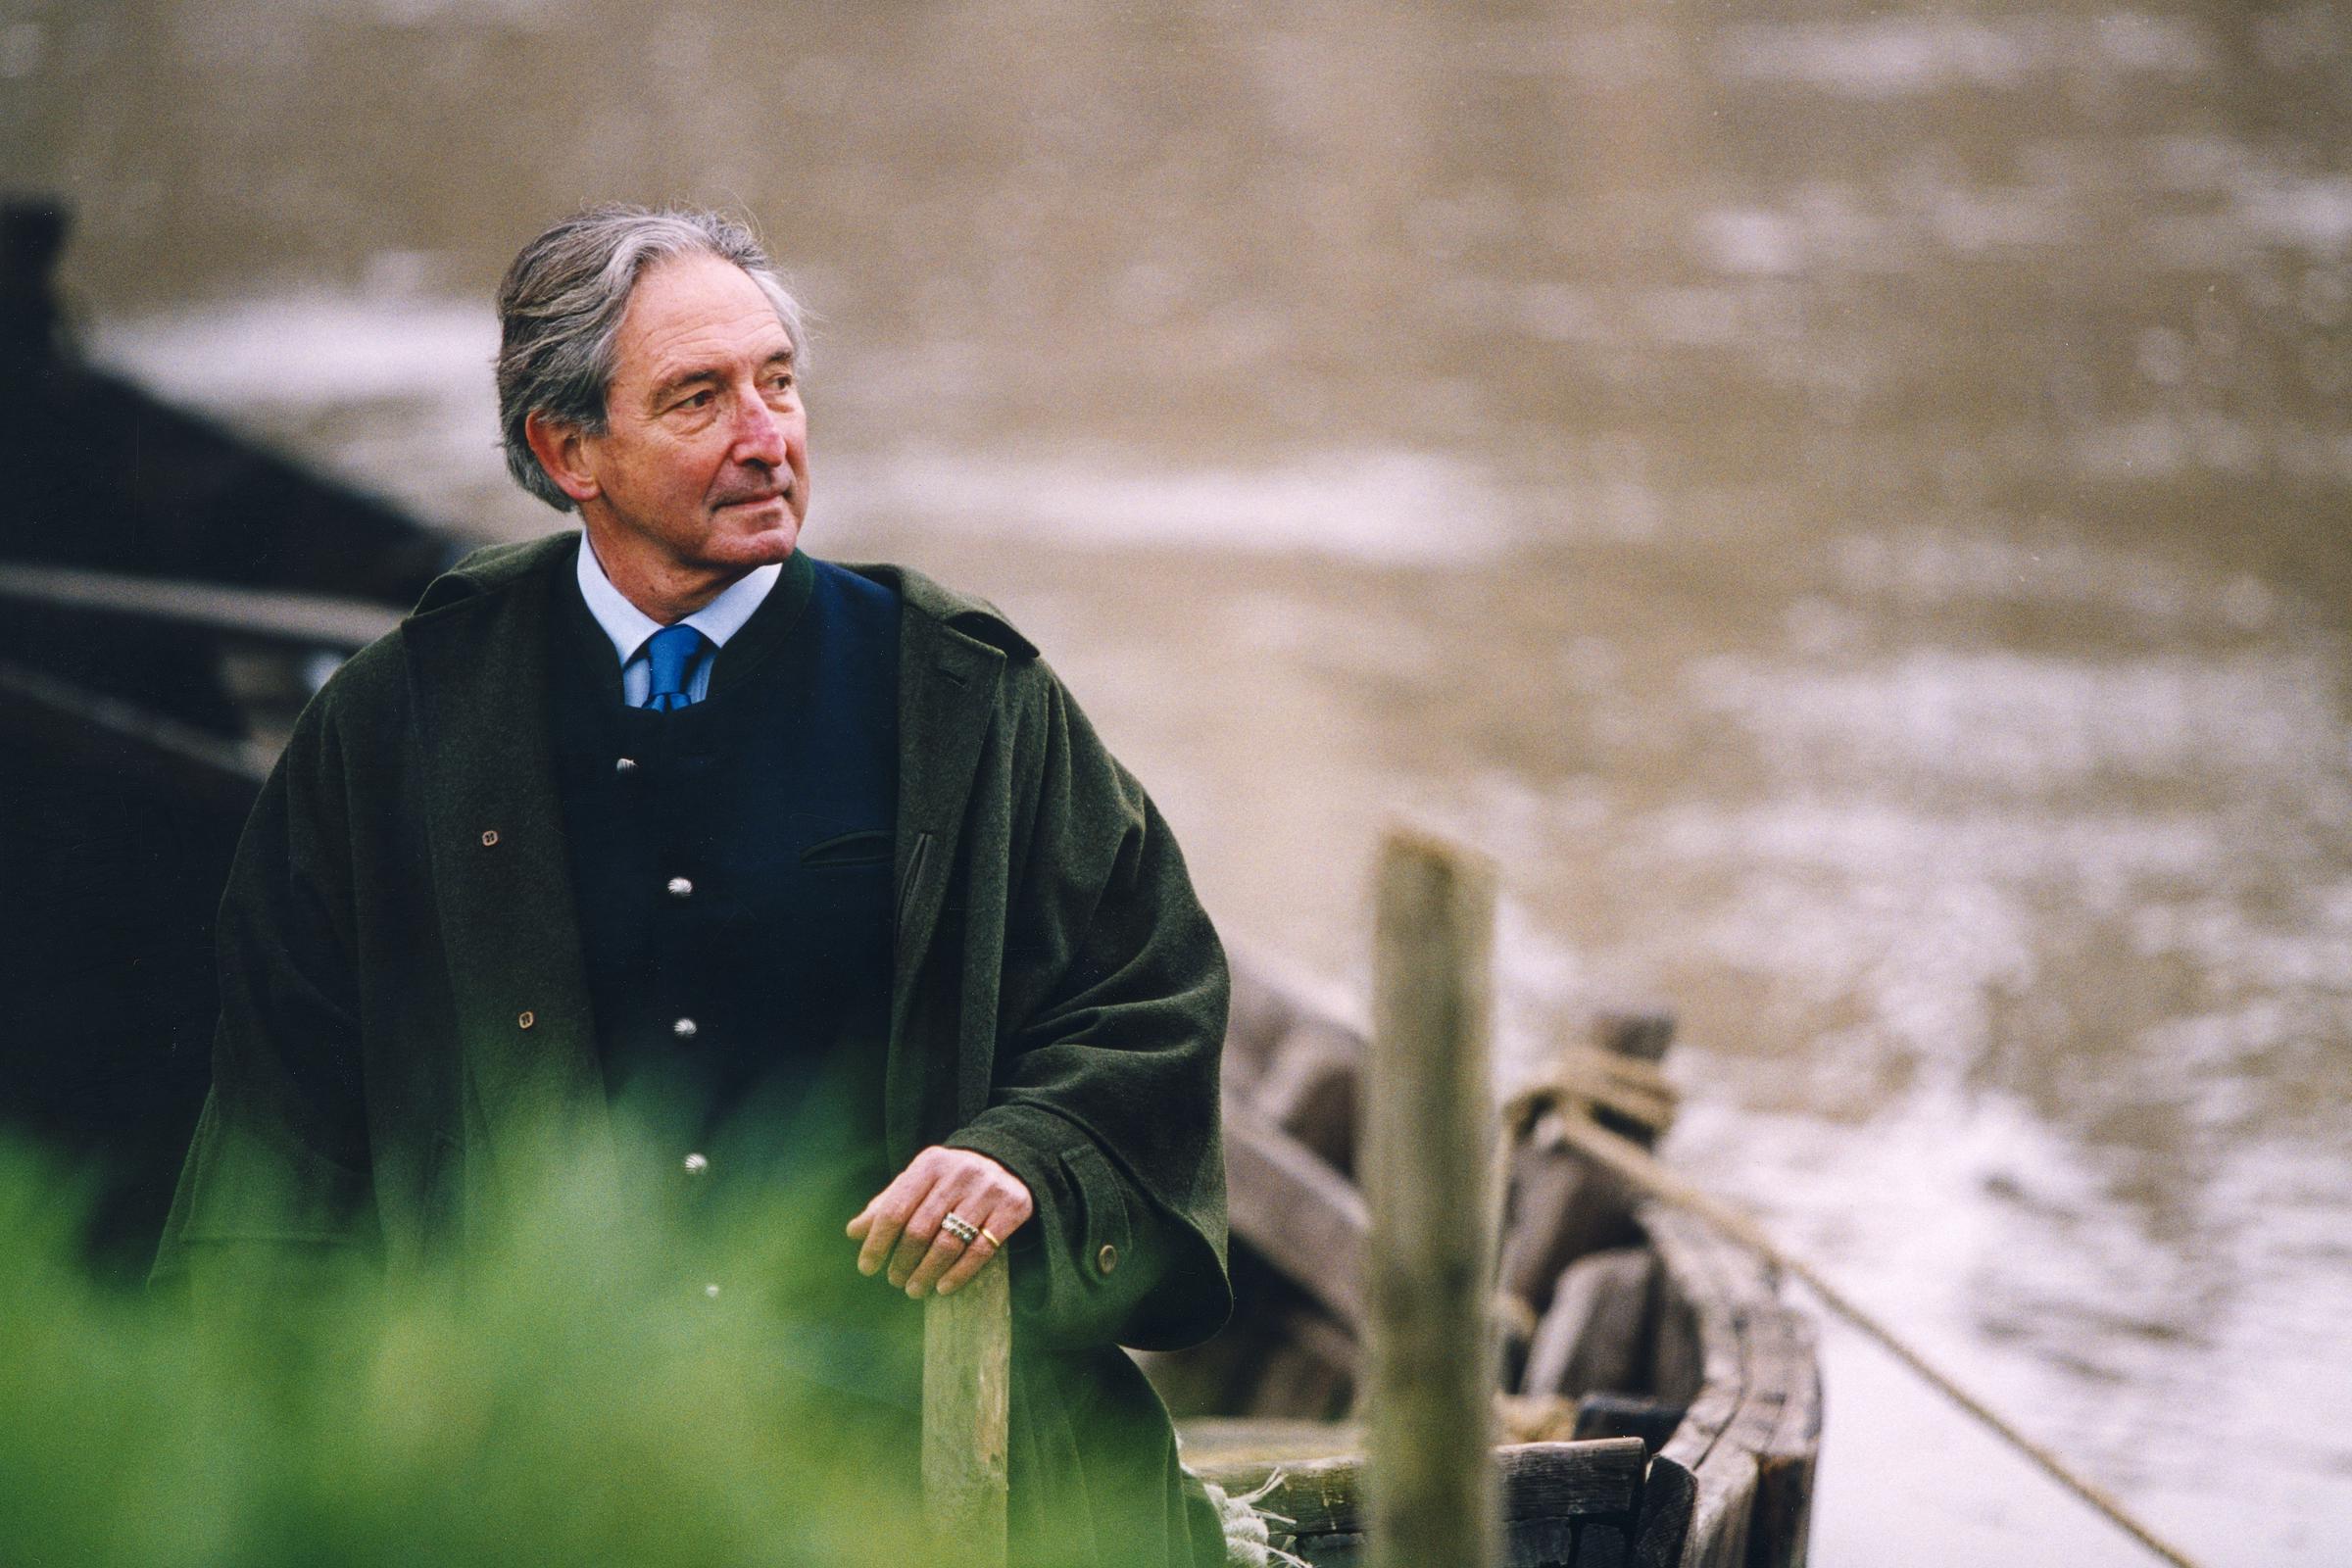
top-left (979, 1227), bottom-right (1002, 1250)
top-left (941, 1212), bottom-right (980, 1246)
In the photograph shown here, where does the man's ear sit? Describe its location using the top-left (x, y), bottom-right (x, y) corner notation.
top-left (523, 411), bottom-right (602, 506)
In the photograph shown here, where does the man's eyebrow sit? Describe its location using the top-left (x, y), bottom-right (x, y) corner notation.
top-left (647, 367), bottom-right (719, 407)
top-left (647, 347), bottom-right (796, 407)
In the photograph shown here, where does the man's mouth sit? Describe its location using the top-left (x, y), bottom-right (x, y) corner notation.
top-left (714, 486), bottom-right (789, 512)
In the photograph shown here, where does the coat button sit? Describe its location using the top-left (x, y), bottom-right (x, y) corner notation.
top-left (666, 876), bottom-right (694, 899)
top-left (703, 1283), bottom-right (722, 1298)
top-left (671, 1017), bottom-right (698, 1040)
top-left (480, 829), bottom-right (500, 847)
top-left (682, 1152), bottom-right (710, 1176)
top-left (516, 1010), bottom-right (535, 1030)
top-left (1096, 1243), bottom-right (1119, 1276)
top-left (615, 757), bottom-right (638, 773)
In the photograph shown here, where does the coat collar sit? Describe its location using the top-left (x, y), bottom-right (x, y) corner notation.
top-left (403, 535), bottom-right (1030, 1173)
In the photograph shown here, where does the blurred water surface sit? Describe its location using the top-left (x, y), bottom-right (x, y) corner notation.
top-left (8, 0), bottom-right (2352, 1561)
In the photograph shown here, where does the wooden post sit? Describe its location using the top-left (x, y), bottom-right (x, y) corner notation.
top-left (1366, 827), bottom-right (1501, 1568)
top-left (923, 1257), bottom-right (1012, 1568)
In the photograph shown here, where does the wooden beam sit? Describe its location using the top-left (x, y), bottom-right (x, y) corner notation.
top-left (1221, 1100), bottom-right (1370, 1329)
top-left (1522, 1247), bottom-right (1654, 1400)
top-left (0, 561), bottom-right (401, 650)
top-left (1364, 827), bottom-right (1500, 1568)
top-left (922, 1257), bottom-right (1010, 1567)
top-left (0, 659), bottom-right (268, 814)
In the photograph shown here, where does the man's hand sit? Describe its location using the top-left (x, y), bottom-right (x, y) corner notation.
top-left (847, 1147), bottom-right (1034, 1298)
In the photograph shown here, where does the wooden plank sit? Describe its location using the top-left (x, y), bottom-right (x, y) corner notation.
top-left (1747, 1308), bottom-right (1822, 1568)
top-left (1193, 1437), bottom-right (1648, 1539)
top-left (1222, 1102), bottom-right (1370, 1329)
top-left (1256, 1017), bottom-right (1361, 1173)
top-left (1681, 1446), bottom-right (1756, 1568)
top-left (0, 658), bottom-right (269, 815)
top-left (1496, 1010), bottom-right (1677, 1318)
top-left (1572, 1394), bottom-right (1687, 1454)
top-left (1645, 1206), bottom-right (1752, 1470)
top-left (1224, 960), bottom-right (1303, 1088)
top-left (1364, 829), bottom-right (1500, 1568)
top-left (1642, 1206), bottom-right (1751, 1568)
top-left (921, 1257), bottom-right (1010, 1566)
top-left (1644, 1204), bottom-right (1806, 1568)
top-left (1177, 1416), bottom-right (1364, 1470)
top-left (1136, 1260), bottom-right (1356, 1420)
top-left (1242, 1331), bottom-right (1354, 1422)
top-left (0, 561), bottom-right (401, 650)
top-left (1630, 1451), bottom-right (1695, 1568)
top-left (1572, 1517), bottom-right (1634, 1568)
top-left (1523, 1247), bottom-right (1655, 1400)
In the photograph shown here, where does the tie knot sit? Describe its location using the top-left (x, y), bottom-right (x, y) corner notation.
top-left (642, 623), bottom-right (709, 711)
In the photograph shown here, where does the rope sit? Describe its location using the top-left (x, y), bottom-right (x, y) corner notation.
top-left (1195, 1470), bottom-right (1312, 1568)
top-left (1502, 1049), bottom-right (1680, 1142)
top-left (1544, 1112), bottom-right (2207, 1568)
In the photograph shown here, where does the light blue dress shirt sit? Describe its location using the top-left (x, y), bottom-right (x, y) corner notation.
top-left (574, 533), bottom-right (781, 707)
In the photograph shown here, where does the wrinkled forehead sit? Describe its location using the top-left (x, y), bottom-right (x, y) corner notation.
top-left (610, 253), bottom-right (797, 392)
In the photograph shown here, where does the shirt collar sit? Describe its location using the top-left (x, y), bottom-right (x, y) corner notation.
top-left (574, 532), bottom-right (783, 664)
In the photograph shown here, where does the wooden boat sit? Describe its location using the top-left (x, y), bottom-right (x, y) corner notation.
top-left (1147, 964), bottom-right (1823, 1567)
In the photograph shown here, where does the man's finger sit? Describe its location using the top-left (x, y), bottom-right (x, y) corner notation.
top-left (933, 1194), bottom-right (1030, 1297)
top-left (901, 1224), bottom-right (970, 1298)
top-left (888, 1173), bottom-right (970, 1290)
top-left (855, 1168), bottom-right (934, 1277)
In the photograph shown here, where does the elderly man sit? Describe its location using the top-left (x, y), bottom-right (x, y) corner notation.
top-left (156, 205), bottom-right (1233, 1567)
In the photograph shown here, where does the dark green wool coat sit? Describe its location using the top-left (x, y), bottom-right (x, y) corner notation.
top-left (156, 533), bottom-right (1234, 1567)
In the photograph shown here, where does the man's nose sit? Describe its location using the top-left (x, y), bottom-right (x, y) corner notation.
top-left (729, 392), bottom-right (789, 466)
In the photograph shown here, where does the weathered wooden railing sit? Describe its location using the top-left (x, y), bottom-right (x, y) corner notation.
top-left (1363, 829), bottom-right (1502, 1568)
top-left (0, 560), bottom-right (397, 800)
top-left (923, 1262), bottom-right (1012, 1568)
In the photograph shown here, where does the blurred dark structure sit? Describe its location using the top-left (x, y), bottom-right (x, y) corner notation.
top-left (0, 197), bottom-right (446, 1281)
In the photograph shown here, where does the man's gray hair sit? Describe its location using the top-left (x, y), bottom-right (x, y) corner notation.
top-left (495, 204), bottom-right (808, 512)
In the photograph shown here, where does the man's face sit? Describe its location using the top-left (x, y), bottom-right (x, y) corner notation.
top-left (566, 252), bottom-right (808, 593)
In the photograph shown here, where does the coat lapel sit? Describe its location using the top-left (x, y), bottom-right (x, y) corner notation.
top-left (405, 546), bottom-right (616, 1195)
top-left (886, 599), bottom-right (1006, 1162)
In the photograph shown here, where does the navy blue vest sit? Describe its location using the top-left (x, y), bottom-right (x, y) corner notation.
top-left (548, 546), bottom-right (901, 1202)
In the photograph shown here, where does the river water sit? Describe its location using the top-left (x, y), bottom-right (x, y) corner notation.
top-left (10, 0), bottom-right (2351, 1561)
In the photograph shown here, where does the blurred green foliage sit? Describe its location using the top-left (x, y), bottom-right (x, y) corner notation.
top-left (0, 1119), bottom-right (944, 1568)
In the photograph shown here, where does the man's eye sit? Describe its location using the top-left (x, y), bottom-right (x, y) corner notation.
top-left (675, 389), bottom-right (714, 412)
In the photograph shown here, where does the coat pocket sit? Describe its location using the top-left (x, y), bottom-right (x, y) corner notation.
top-left (802, 829), bottom-right (894, 867)
top-left (895, 829), bottom-right (933, 933)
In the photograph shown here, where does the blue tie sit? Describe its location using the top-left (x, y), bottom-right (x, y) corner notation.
top-left (643, 624), bottom-right (709, 711)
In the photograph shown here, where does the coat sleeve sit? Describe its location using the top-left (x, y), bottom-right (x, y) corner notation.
top-left (151, 678), bottom-right (380, 1301)
top-left (944, 663), bottom-right (1232, 1353)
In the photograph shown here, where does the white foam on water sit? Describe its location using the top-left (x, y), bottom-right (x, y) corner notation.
top-left (1829, 528), bottom-right (2280, 629)
top-left (1684, 647), bottom-right (2346, 791)
top-left (2237, 174), bottom-right (2352, 252)
top-left (825, 447), bottom-right (1513, 565)
top-left (91, 292), bottom-right (501, 412)
top-left (1692, 209), bottom-right (1807, 275)
top-left (1715, 12), bottom-right (2214, 99)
